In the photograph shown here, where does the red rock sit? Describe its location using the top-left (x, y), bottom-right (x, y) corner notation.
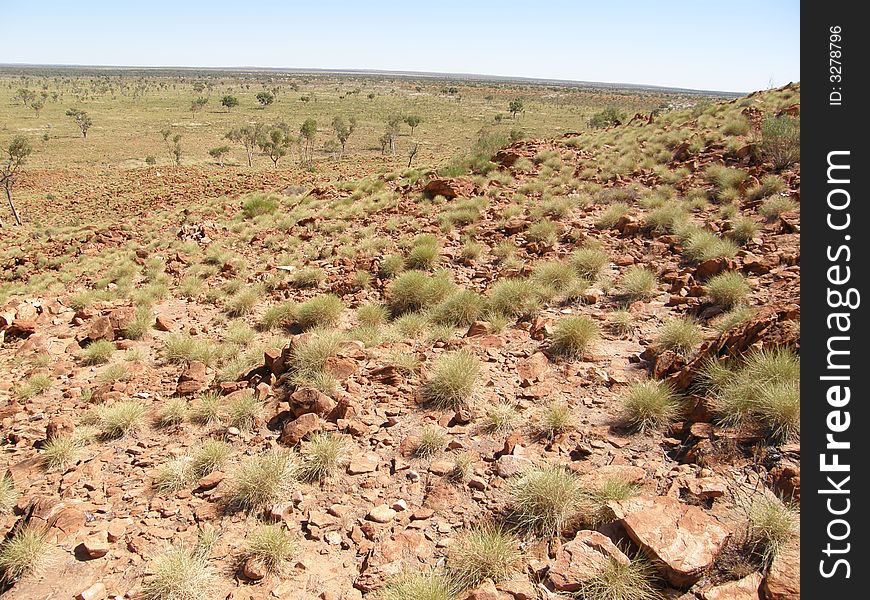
top-left (77, 582), bottom-right (108, 600)
top-left (763, 538), bottom-right (799, 600)
top-left (422, 177), bottom-right (474, 200)
top-left (429, 460), bottom-right (455, 476)
top-left (464, 579), bottom-right (504, 600)
top-left (548, 530), bottom-right (630, 592)
top-left (263, 347), bottom-right (284, 375)
top-left (466, 321), bottom-right (492, 337)
top-left (86, 316), bottom-right (114, 341)
top-left (324, 356), bottom-right (358, 380)
top-left (615, 496), bottom-right (730, 587)
top-left (81, 531), bottom-right (110, 558)
top-left (290, 387), bottom-right (337, 417)
top-left (154, 314), bottom-right (175, 332)
top-left (176, 360), bottom-right (210, 395)
top-left (243, 556), bottom-right (267, 580)
top-left (45, 414), bottom-right (76, 441)
top-left (348, 453), bottom-right (379, 475)
top-left (700, 571), bottom-right (763, 600)
top-left (108, 307), bottom-right (137, 336)
top-left (197, 470), bottom-right (225, 490)
top-left (280, 412), bottom-right (321, 445)
top-left (366, 504), bottom-right (396, 523)
top-left (496, 578), bottom-right (537, 600)
top-left (517, 352), bottom-right (549, 383)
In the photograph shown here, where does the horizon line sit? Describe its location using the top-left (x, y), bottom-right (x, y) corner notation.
top-left (0, 62), bottom-right (750, 96)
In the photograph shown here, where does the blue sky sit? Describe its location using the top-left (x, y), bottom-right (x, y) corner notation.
top-left (1, 1), bottom-right (799, 93)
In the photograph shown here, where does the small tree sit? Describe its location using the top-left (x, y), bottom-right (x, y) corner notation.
top-left (226, 123), bottom-right (264, 167)
top-left (209, 146), bottom-right (230, 166)
top-left (331, 115), bottom-right (356, 159)
top-left (299, 118), bottom-right (317, 167)
top-left (384, 114), bottom-right (403, 155)
top-left (508, 98), bottom-right (524, 119)
top-left (407, 143), bottom-right (418, 168)
top-left (404, 115), bottom-right (422, 136)
top-left (190, 97), bottom-right (208, 119)
top-left (14, 89), bottom-right (36, 107)
top-left (66, 108), bottom-right (93, 138)
top-left (221, 95), bottom-right (239, 112)
top-left (31, 98), bottom-right (45, 118)
top-left (1, 136), bottom-right (32, 227)
top-left (170, 134), bottom-right (182, 166)
top-left (259, 125), bottom-right (293, 168)
top-left (256, 91), bottom-right (275, 107)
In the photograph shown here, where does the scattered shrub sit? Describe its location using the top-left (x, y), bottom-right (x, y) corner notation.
top-left (422, 350), bottom-right (479, 409)
top-left (620, 380), bottom-right (680, 432)
top-left (620, 266), bottom-right (658, 300)
top-left (448, 524), bottom-right (522, 588)
top-left (142, 547), bottom-right (215, 600)
top-left (706, 271), bottom-right (751, 307)
top-left (550, 316), bottom-right (600, 358)
top-left (509, 465), bottom-right (584, 536)
top-left (245, 524), bottom-right (296, 574)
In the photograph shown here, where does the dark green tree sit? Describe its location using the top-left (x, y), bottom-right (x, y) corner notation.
top-left (256, 91), bottom-right (275, 107)
top-left (221, 95), bottom-right (239, 111)
top-left (331, 115), bottom-right (356, 159)
top-left (226, 123), bottom-right (264, 167)
top-left (508, 98), bottom-right (524, 119)
top-left (1, 136), bottom-right (32, 227)
top-left (404, 114), bottom-right (422, 135)
top-left (299, 118), bottom-right (317, 167)
top-left (66, 108), bottom-right (93, 138)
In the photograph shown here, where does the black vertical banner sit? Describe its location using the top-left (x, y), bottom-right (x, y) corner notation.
top-left (803, 2), bottom-right (868, 597)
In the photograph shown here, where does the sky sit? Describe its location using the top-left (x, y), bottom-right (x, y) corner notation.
top-left (0, 1), bottom-right (800, 93)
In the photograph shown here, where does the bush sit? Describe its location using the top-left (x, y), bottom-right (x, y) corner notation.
top-left (682, 229), bottom-right (738, 262)
top-left (142, 548), bottom-right (215, 600)
top-left (242, 193), bottom-right (279, 218)
top-left (299, 433), bottom-right (347, 481)
top-left (727, 217), bottom-right (761, 245)
top-left (357, 304), bottom-right (390, 327)
top-left (157, 398), bottom-right (187, 427)
top-left (587, 107), bottom-right (625, 129)
top-left (387, 271), bottom-right (454, 315)
top-left (655, 317), bottom-right (702, 355)
top-left (761, 116), bottom-right (800, 170)
top-left (596, 203), bottom-right (630, 229)
top-left (79, 340), bottom-right (116, 365)
top-left (747, 496), bottom-right (799, 565)
top-left (759, 197), bottom-right (798, 221)
top-left (422, 350), bottom-right (479, 409)
top-left (292, 267), bottom-right (327, 288)
top-left (540, 402), bottom-right (572, 439)
top-left (407, 240), bottom-right (441, 270)
top-left (430, 290), bottom-right (485, 327)
top-left (229, 448), bottom-right (297, 511)
top-left (227, 391), bottom-right (262, 431)
top-left (531, 261), bottom-right (577, 296)
top-left (485, 402), bottom-right (519, 433)
top-left (609, 310), bottom-right (635, 336)
top-left (246, 524), bottom-right (295, 574)
top-left (707, 348), bottom-right (800, 441)
top-left (570, 247), bottom-right (610, 280)
top-left (620, 380), bottom-right (680, 432)
top-left (509, 465), bottom-right (584, 536)
top-left (294, 294), bottom-right (344, 330)
top-left (414, 426), bottom-right (447, 458)
top-left (96, 401), bottom-right (146, 439)
top-left (574, 556), bottom-right (662, 600)
top-left (0, 527), bottom-right (51, 583)
top-left (527, 219), bottom-right (558, 245)
top-left (379, 570), bottom-right (457, 600)
top-left (550, 316), bottom-right (600, 358)
top-left (620, 266), bottom-right (658, 300)
top-left (488, 278), bottom-right (542, 319)
top-left (706, 271), bottom-right (750, 307)
top-left (226, 288), bottom-right (260, 317)
top-left (163, 334), bottom-right (220, 366)
top-left (448, 525), bottom-right (522, 588)
top-left (190, 439), bottom-right (232, 478)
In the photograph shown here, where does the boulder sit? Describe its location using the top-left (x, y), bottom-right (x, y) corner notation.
top-left (762, 538), bottom-right (799, 600)
top-left (176, 361), bottom-right (210, 395)
top-left (422, 178), bottom-right (474, 200)
top-left (615, 496), bottom-right (730, 587)
top-left (548, 530), bottom-right (630, 592)
top-left (700, 572), bottom-right (763, 600)
top-left (279, 412), bottom-right (321, 445)
top-left (86, 316), bottom-right (114, 342)
top-left (290, 387), bottom-right (336, 417)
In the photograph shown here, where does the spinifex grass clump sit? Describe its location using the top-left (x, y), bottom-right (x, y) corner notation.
top-left (487, 278), bottom-right (542, 319)
top-left (141, 547), bottom-right (215, 600)
top-left (508, 465), bottom-right (585, 536)
top-left (228, 448), bottom-right (297, 511)
top-left (619, 266), bottom-right (658, 300)
top-left (447, 524), bottom-right (523, 588)
top-left (298, 433), bottom-right (347, 482)
top-left (655, 317), bottom-right (703, 355)
top-left (706, 271), bottom-right (751, 308)
top-left (550, 316), bottom-right (600, 359)
top-left (703, 348), bottom-right (800, 441)
top-left (422, 350), bottom-right (479, 409)
top-left (746, 495), bottom-right (799, 566)
top-left (570, 246), bottom-right (610, 280)
top-left (245, 524), bottom-right (296, 574)
top-left (379, 570), bottom-right (457, 600)
top-left (619, 380), bottom-right (680, 433)
top-left (0, 527), bottom-right (52, 583)
top-left (387, 270), bottom-right (454, 315)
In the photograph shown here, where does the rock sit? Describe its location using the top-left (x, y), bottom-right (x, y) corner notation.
top-left (496, 578), bottom-right (537, 600)
top-left (176, 360), bottom-right (210, 395)
top-left (465, 321), bottom-right (492, 337)
top-left (548, 530), bottom-right (630, 592)
top-left (422, 177), bottom-right (474, 200)
top-left (291, 387), bottom-right (337, 417)
top-left (77, 582), bottom-right (108, 600)
top-left (280, 412), bottom-right (321, 445)
top-left (615, 496), bottom-right (730, 587)
top-left (263, 347), bottom-right (284, 375)
top-left (242, 556), bottom-right (267, 580)
top-left (86, 316), bottom-right (114, 342)
top-left (517, 352), bottom-right (549, 383)
top-left (324, 356), bottom-right (358, 380)
top-left (684, 477), bottom-right (728, 500)
top-left (769, 464), bottom-right (800, 502)
top-left (366, 505), bottom-right (397, 523)
top-left (700, 572), bottom-right (763, 600)
top-left (429, 460), bottom-right (455, 476)
top-left (496, 455), bottom-right (532, 478)
top-left (493, 149), bottom-right (523, 167)
top-left (108, 307), bottom-right (136, 336)
top-left (45, 415), bottom-right (76, 441)
top-left (197, 470), bottom-right (225, 490)
top-left (763, 538), bottom-right (799, 600)
top-left (348, 453), bottom-right (380, 475)
top-left (464, 579), bottom-right (503, 600)
top-left (154, 314), bottom-right (175, 332)
top-left (581, 464), bottom-right (646, 488)
top-left (80, 532), bottom-right (110, 558)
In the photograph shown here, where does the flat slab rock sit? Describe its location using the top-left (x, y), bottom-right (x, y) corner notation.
top-left (700, 572), bottom-right (763, 600)
top-left (548, 530), bottom-right (630, 592)
top-left (614, 495), bottom-right (730, 588)
top-left (763, 538), bottom-right (799, 600)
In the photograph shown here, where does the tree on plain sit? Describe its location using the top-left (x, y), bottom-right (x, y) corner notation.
top-left (209, 146), bottom-right (230, 167)
top-left (404, 115), bottom-right (422, 136)
top-left (299, 119), bottom-right (317, 167)
top-left (259, 125), bottom-right (293, 168)
top-left (331, 116), bottom-right (356, 160)
top-left (226, 123), bottom-right (264, 167)
top-left (508, 98), bottom-right (524, 119)
top-left (66, 109), bottom-right (93, 138)
top-left (256, 91), bottom-right (275, 108)
top-left (190, 97), bottom-right (208, 119)
top-left (1, 136), bottom-right (32, 227)
top-left (221, 95), bottom-right (239, 112)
